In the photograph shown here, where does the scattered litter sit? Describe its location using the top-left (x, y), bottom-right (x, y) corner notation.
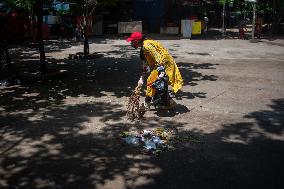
top-left (152, 136), bottom-right (164, 144)
top-left (123, 136), bottom-right (139, 146)
top-left (120, 127), bottom-right (198, 155)
top-left (144, 140), bottom-right (156, 150)
top-left (142, 129), bottom-right (152, 136)
top-left (120, 131), bottom-right (130, 138)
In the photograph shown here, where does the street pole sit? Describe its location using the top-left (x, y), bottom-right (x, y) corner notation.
top-left (245, 0), bottom-right (257, 42)
top-left (222, 3), bottom-right (225, 37)
top-left (252, 2), bottom-right (256, 41)
top-left (83, 1), bottom-right (90, 55)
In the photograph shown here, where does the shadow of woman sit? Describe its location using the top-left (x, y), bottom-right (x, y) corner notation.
top-left (155, 104), bottom-right (190, 117)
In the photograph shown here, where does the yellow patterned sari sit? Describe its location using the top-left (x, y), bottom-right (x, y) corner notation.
top-left (142, 39), bottom-right (183, 97)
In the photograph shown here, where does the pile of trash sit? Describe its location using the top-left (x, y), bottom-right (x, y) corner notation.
top-left (120, 128), bottom-right (178, 155)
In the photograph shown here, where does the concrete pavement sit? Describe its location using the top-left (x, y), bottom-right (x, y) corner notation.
top-left (1, 37), bottom-right (284, 189)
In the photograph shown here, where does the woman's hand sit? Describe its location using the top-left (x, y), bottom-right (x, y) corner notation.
top-left (137, 76), bottom-right (144, 87)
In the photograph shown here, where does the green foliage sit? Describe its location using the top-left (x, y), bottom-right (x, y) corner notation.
top-left (69, 0), bottom-right (118, 8)
top-left (4, 0), bottom-right (52, 11)
top-left (217, 0), bottom-right (283, 15)
top-left (68, 0), bottom-right (119, 15)
top-left (218, 0), bottom-right (235, 5)
top-left (255, 0), bottom-right (271, 14)
top-left (5, 0), bottom-right (36, 10)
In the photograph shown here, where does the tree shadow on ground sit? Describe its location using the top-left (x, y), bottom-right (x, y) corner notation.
top-left (178, 62), bottom-right (218, 86)
top-left (0, 60), bottom-right (133, 111)
top-left (135, 98), bottom-right (284, 189)
top-left (0, 98), bottom-right (188, 189)
top-left (1, 91), bottom-right (283, 189)
top-left (1, 40), bottom-right (218, 112)
top-left (174, 62), bottom-right (218, 100)
top-left (0, 45), bottom-right (142, 112)
top-left (1, 39), bottom-right (283, 188)
top-left (258, 40), bottom-right (284, 47)
top-left (0, 39), bottom-right (228, 188)
top-left (5, 38), bottom-right (133, 78)
top-left (154, 104), bottom-right (190, 117)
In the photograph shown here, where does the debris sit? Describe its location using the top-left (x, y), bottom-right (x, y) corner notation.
top-left (144, 140), bottom-right (157, 150)
top-left (120, 131), bottom-right (130, 138)
top-left (123, 136), bottom-right (139, 146)
top-left (142, 129), bottom-right (152, 136)
top-left (120, 127), bottom-right (189, 155)
top-left (152, 136), bottom-right (164, 144)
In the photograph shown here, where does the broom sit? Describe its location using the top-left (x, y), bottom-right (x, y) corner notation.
top-left (126, 86), bottom-right (145, 120)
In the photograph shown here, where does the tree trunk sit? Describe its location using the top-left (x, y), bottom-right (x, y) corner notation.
top-left (36, 0), bottom-right (47, 74)
top-left (0, 17), bottom-right (12, 73)
top-left (271, 0), bottom-right (280, 35)
top-left (252, 2), bottom-right (256, 40)
top-left (83, 3), bottom-right (89, 56)
top-left (0, 43), bottom-right (12, 74)
top-left (4, 46), bottom-right (12, 73)
top-left (222, 3), bottom-right (226, 37)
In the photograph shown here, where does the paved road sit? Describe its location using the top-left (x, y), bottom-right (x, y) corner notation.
top-left (1, 38), bottom-right (284, 189)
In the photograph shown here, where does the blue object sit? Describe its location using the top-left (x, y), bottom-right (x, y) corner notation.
top-left (152, 136), bottom-right (163, 144)
top-left (157, 65), bottom-right (165, 72)
top-left (123, 136), bottom-right (139, 145)
top-left (133, 0), bottom-right (165, 32)
top-left (144, 140), bottom-right (157, 150)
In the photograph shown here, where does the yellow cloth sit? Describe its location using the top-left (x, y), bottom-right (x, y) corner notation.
top-left (142, 39), bottom-right (183, 97)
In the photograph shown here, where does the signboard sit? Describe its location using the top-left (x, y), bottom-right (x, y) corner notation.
top-left (118, 21), bottom-right (142, 34)
top-left (192, 21), bottom-right (201, 35)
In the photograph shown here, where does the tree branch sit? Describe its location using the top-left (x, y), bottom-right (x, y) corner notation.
top-left (89, 4), bottom-right (97, 16)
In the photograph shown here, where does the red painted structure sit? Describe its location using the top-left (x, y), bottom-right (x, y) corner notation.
top-left (0, 13), bottom-right (29, 42)
top-left (0, 12), bottom-right (51, 42)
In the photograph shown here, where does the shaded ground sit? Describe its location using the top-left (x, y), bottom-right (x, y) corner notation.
top-left (0, 36), bottom-right (284, 189)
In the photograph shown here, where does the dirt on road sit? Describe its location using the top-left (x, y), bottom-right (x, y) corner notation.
top-left (1, 37), bottom-right (284, 189)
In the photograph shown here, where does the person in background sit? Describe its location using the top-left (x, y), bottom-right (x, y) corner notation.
top-left (255, 15), bottom-right (263, 39)
top-left (204, 13), bottom-right (209, 34)
top-left (239, 20), bottom-right (247, 39)
top-left (126, 32), bottom-right (183, 110)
